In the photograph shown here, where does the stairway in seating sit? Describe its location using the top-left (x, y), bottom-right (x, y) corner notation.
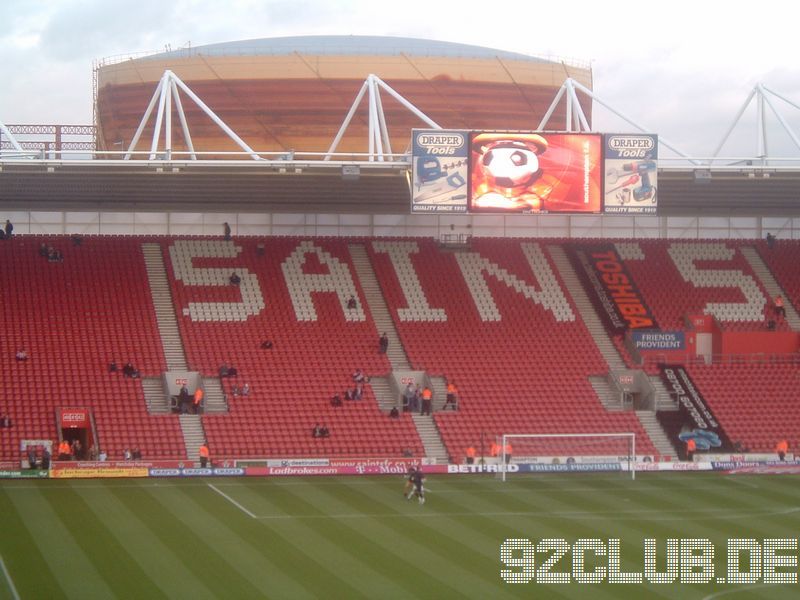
top-left (547, 245), bottom-right (627, 372)
top-left (142, 243), bottom-right (188, 371)
top-left (348, 244), bottom-right (411, 370)
top-left (548, 245), bottom-right (676, 460)
top-left (368, 376), bottom-right (398, 411)
top-left (201, 378), bottom-right (228, 414)
top-left (588, 376), bottom-right (624, 411)
top-left (741, 246), bottom-right (800, 330)
top-left (412, 414), bottom-right (449, 464)
top-left (141, 377), bottom-right (170, 414)
top-left (428, 375), bottom-right (449, 411)
top-left (179, 414), bottom-right (206, 465)
top-left (636, 411), bottom-right (677, 459)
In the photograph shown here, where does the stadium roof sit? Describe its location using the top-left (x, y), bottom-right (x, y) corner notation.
top-left (143, 35), bottom-right (564, 64)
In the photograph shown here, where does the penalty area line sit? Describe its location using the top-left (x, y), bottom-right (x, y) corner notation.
top-left (0, 555), bottom-right (21, 600)
top-left (207, 483), bottom-right (257, 519)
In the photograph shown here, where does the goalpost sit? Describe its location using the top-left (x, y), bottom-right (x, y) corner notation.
top-left (499, 433), bottom-right (636, 481)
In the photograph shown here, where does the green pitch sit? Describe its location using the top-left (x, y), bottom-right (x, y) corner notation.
top-left (1, 472), bottom-right (798, 599)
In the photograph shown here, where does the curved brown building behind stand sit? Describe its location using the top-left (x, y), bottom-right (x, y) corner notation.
top-left (95, 36), bottom-right (593, 155)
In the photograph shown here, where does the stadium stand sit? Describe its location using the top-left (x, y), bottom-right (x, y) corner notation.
top-left (4, 233), bottom-right (800, 465)
top-left (367, 237), bottom-right (659, 462)
top-left (756, 239), bottom-right (800, 315)
top-left (0, 236), bottom-right (184, 461)
top-left (685, 360), bottom-right (800, 453)
top-left (161, 237), bottom-right (424, 458)
top-left (619, 240), bottom-right (782, 331)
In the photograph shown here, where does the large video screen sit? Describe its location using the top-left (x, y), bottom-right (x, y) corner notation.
top-left (469, 132), bottom-right (602, 213)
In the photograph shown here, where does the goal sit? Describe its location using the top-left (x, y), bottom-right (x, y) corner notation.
top-left (499, 433), bottom-right (636, 481)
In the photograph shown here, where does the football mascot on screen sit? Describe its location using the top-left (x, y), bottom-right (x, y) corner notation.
top-left (471, 133), bottom-right (555, 212)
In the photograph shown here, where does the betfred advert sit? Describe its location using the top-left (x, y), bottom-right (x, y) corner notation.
top-left (603, 134), bottom-right (658, 214)
top-left (411, 129), bottom-right (469, 213)
top-left (469, 132), bottom-right (602, 213)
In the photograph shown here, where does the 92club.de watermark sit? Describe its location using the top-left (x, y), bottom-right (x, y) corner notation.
top-left (500, 538), bottom-right (799, 584)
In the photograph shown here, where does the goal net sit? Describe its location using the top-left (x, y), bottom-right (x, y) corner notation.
top-left (499, 433), bottom-right (636, 481)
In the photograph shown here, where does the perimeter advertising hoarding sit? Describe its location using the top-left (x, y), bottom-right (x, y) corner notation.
top-left (410, 129), bottom-right (469, 213)
top-left (603, 134), bottom-right (658, 214)
top-left (469, 132), bottom-right (602, 213)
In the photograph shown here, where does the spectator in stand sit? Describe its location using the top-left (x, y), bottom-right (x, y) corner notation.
top-left (490, 441), bottom-right (500, 459)
top-left (223, 222), bottom-right (231, 240)
top-left (71, 234), bottom-right (83, 246)
top-left (178, 385), bottom-right (191, 413)
top-left (331, 393), bottom-right (342, 407)
top-left (260, 339), bottom-right (274, 350)
top-left (108, 360), bottom-right (118, 373)
top-left (88, 445), bottom-right (98, 461)
top-left (347, 294), bottom-right (357, 311)
top-left (41, 446), bottom-right (51, 470)
top-left (445, 381), bottom-right (459, 410)
top-left (0, 412), bottom-right (11, 428)
top-left (4, 219), bottom-right (13, 237)
top-left (38, 243), bottom-right (48, 257)
top-left (352, 385), bottom-right (363, 401)
top-left (132, 447), bottom-right (142, 460)
top-left (57, 439), bottom-right (71, 460)
top-left (123, 448), bottom-right (133, 461)
top-left (122, 361), bottom-right (139, 378)
top-left (378, 332), bottom-right (389, 354)
top-left (774, 296), bottom-right (786, 320)
top-left (766, 232), bottom-right (776, 249)
top-left (776, 439), bottom-right (789, 461)
top-left (466, 446), bottom-right (476, 465)
top-left (312, 423), bottom-right (324, 438)
top-left (229, 272), bottom-right (241, 285)
top-left (199, 443), bottom-right (210, 468)
top-left (352, 368), bottom-right (366, 384)
top-left (193, 387), bottom-right (204, 414)
top-left (47, 247), bottom-right (63, 262)
top-left (27, 446), bottom-right (37, 469)
top-left (240, 383), bottom-right (250, 397)
top-left (421, 386), bottom-right (433, 415)
top-left (686, 438), bottom-right (696, 462)
top-left (98, 449), bottom-right (108, 462)
top-left (389, 406), bottom-right (399, 419)
top-left (402, 383), bottom-right (415, 412)
top-left (71, 439), bottom-right (83, 460)
top-left (15, 349), bottom-right (29, 362)
top-left (219, 362), bottom-right (237, 378)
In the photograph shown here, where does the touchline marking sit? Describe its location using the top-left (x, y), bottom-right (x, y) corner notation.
top-left (207, 483), bottom-right (257, 519)
top-left (0, 555), bottom-right (21, 600)
top-left (252, 506), bottom-right (800, 522)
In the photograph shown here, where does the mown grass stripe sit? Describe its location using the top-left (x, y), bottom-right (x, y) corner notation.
top-left (76, 482), bottom-right (218, 600)
top-left (320, 477), bottom-right (521, 599)
top-left (0, 486), bottom-right (64, 600)
top-left (112, 481), bottom-right (270, 599)
top-left (167, 479), bottom-right (340, 599)
top-left (233, 480), bottom-right (418, 599)
top-left (4, 484), bottom-right (114, 599)
top-left (46, 485), bottom-right (167, 600)
top-left (250, 479), bottom-right (466, 598)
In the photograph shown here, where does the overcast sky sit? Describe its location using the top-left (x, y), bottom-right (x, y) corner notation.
top-left (1, 0), bottom-right (799, 159)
